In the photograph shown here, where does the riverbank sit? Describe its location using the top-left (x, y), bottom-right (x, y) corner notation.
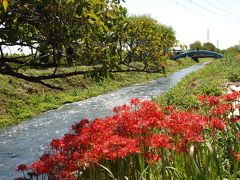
top-left (0, 59), bottom-right (208, 128)
top-left (155, 55), bottom-right (240, 110)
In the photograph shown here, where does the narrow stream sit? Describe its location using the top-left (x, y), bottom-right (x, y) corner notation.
top-left (0, 63), bottom-right (207, 179)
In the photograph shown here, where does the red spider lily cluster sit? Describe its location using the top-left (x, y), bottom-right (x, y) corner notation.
top-left (16, 92), bottom-right (240, 179)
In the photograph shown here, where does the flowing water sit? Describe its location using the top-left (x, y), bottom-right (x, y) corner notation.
top-left (0, 63), bottom-right (207, 179)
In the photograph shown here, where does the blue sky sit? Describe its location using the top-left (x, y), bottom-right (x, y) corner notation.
top-left (121, 0), bottom-right (240, 49)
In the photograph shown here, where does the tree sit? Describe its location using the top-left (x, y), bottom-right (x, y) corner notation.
top-left (0, 0), bottom-right (127, 89)
top-left (0, 1), bottom-right (176, 90)
top-left (118, 15), bottom-right (177, 72)
top-left (202, 42), bottom-right (217, 52)
top-left (189, 41), bottom-right (202, 50)
top-left (189, 41), bottom-right (219, 52)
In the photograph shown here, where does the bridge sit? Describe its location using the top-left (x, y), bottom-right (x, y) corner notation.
top-left (171, 50), bottom-right (224, 62)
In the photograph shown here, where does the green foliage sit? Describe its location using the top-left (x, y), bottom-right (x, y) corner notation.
top-left (224, 45), bottom-right (240, 55)
top-left (0, 0), bottom-right (177, 89)
top-left (202, 42), bottom-right (217, 52)
top-left (189, 40), bottom-right (202, 50)
top-left (0, 0), bottom-right (129, 86)
top-left (228, 72), bottom-right (240, 82)
top-left (118, 15), bottom-right (177, 71)
top-left (189, 41), bottom-right (219, 52)
top-left (199, 84), bottom-right (222, 96)
top-left (156, 87), bottom-right (199, 110)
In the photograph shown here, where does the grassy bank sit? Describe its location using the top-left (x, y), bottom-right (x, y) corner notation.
top-left (0, 59), bottom-right (208, 128)
top-left (155, 54), bottom-right (240, 110)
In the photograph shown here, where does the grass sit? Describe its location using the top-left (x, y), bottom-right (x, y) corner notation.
top-left (0, 58), bottom-right (208, 128)
top-left (155, 53), bottom-right (240, 110)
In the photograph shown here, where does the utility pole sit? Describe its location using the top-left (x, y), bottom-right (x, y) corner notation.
top-left (217, 40), bottom-right (219, 49)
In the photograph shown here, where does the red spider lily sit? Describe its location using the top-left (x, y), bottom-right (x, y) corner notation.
top-left (31, 160), bottom-right (48, 175)
top-left (148, 133), bottom-right (172, 149)
top-left (38, 153), bottom-right (58, 174)
top-left (211, 103), bottom-right (232, 115)
top-left (198, 95), bottom-right (209, 104)
top-left (211, 118), bottom-right (225, 130)
top-left (222, 92), bottom-right (240, 101)
top-left (141, 100), bottom-right (159, 112)
top-left (62, 161), bottom-right (78, 173)
top-left (113, 104), bottom-right (130, 114)
top-left (175, 139), bottom-right (189, 154)
top-left (164, 111), bottom-right (207, 143)
top-left (209, 96), bottom-right (220, 106)
top-left (72, 151), bottom-right (81, 160)
top-left (72, 119), bottom-right (89, 134)
top-left (165, 105), bottom-right (175, 113)
top-left (18, 95), bottom-right (240, 179)
top-left (232, 117), bottom-right (240, 123)
top-left (144, 152), bottom-right (161, 164)
top-left (198, 95), bottom-right (220, 106)
top-left (130, 98), bottom-right (140, 105)
top-left (96, 136), bottom-right (139, 160)
top-left (17, 164), bottom-right (27, 172)
top-left (52, 152), bottom-right (66, 163)
top-left (50, 139), bottom-right (66, 150)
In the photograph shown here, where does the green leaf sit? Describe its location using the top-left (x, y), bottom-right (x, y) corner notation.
top-left (103, 25), bottom-right (109, 32)
top-left (3, 0), bottom-right (8, 11)
top-left (88, 10), bottom-right (98, 21)
top-left (66, 0), bottom-right (74, 4)
top-left (97, 163), bottom-right (116, 179)
top-left (13, 13), bottom-right (20, 24)
top-left (106, 12), bottom-right (116, 19)
top-left (88, 18), bottom-right (94, 24)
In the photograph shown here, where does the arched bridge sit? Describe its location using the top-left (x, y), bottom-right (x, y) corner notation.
top-left (171, 50), bottom-right (224, 62)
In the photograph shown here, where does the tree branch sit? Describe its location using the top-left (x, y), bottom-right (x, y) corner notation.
top-left (120, 61), bottom-right (143, 71)
top-left (0, 57), bottom-right (163, 90)
top-left (0, 42), bottom-right (38, 49)
top-left (0, 66), bottom-right (63, 90)
top-left (0, 57), bottom-right (58, 68)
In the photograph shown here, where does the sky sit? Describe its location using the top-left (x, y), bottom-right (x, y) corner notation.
top-left (121, 0), bottom-right (240, 50)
